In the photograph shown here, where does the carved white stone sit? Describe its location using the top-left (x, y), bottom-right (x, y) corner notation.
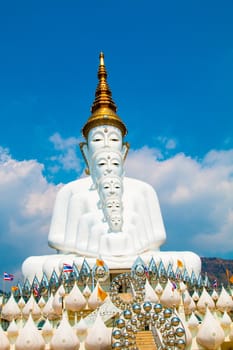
top-left (0, 325), bottom-right (10, 350)
top-left (160, 279), bottom-right (181, 308)
top-left (65, 283), bottom-right (87, 312)
top-left (47, 175), bottom-right (166, 257)
top-left (97, 175), bottom-right (123, 202)
top-left (84, 125), bottom-right (123, 157)
top-left (22, 294), bottom-right (41, 320)
top-left (196, 307), bottom-right (225, 349)
top-left (50, 312), bottom-right (80, 350)
top-left (1, 294), bottom-right (21, 321)
top-left (84, 311), bottom-right (111, 350)
top-left (15, 314), bottom-right (45, 350)
top-left (143, 279), bottom-right (159, 303)
top-left (216, 286), bottom-right (233, 312)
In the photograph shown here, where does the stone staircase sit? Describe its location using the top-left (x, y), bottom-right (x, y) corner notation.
top-left (136, 330), bottom-right (157, 350)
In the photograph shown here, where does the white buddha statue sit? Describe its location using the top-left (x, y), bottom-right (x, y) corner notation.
top-left (22, 53), bottom-right (201, 281)
top-left (48, 122), bottom-right (167, 252)
top-left (47, 122), bottom-right (166, 257)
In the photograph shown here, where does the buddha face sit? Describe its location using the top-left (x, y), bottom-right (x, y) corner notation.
top-left (98, 176), bottom-right (123, 200)
top-left (91, 150), bottom-right (123, 183)
top-left (80, 124), bottom-right (129, 175)
top-left (103, 198), bottom-right (123, 232)
top-left (109, 214), bottom-right (123, 232)
top-left (88, 126), bottom-right (122, 155)
top-left (105, 198), bottom-right (122, 215)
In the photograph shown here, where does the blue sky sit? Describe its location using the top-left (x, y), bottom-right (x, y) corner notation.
top-left (0, 1), bottom-right (233, 286)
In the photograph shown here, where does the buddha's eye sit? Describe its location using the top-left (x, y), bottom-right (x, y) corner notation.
top-left (93, 138), bottom-right (102, 142)
top-left (98, 161), bottom-right (106, 166)
top-left (104, 185), bottom-right (110, 189)
top-left (92, 133), bottom-right (103, 142)
top-left (109, 132), bottom-right (120, 142)
top-left (110, 138), bottom-right (119, 142)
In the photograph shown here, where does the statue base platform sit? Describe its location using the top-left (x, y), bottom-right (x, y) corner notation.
top-left (22, 250), bottom-right (201, 283)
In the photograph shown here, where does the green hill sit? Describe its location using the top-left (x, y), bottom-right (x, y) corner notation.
top-left (201, 257), bottom-right (233, 286)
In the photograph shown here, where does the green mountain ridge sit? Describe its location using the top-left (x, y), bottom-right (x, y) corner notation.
top-left (201, 257), bottom-right (233, 286)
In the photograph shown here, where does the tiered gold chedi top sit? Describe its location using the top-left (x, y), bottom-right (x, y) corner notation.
top-left (82, 52), bottom-right (127, 138)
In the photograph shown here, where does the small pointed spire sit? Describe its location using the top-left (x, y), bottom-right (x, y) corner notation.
top-left (99, 51), bottom-right (105, 66)
top-left (82, 52), bottom-right (127, 139)
top-left (91, 52), bottom-right (117, 114)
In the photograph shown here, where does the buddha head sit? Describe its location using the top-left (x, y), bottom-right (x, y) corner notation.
top-left (97, 175), bottom-right (123, 202)
top-left (90, 149), bottom-right (124, 185)
top-left (104, 197), bottom-right (122, 215)
top-left (108, 214), bottom-right (123, 232)
top-left (87, 125), bottom-right (122, 154)
top-left (80, 125), bottom-right (129, 177)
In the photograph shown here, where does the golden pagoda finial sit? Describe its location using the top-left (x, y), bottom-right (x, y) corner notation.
top-left (91, 52), bottom-right (117, 114)
top-left (82, 52), bottom-right (127, 139)
top-left (99, 51), bottom-right (105, 66)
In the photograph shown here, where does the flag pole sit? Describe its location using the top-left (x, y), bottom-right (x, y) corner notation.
top-left (92, 268), bottom-right (95, 292)
top-left (3, 278), bottom-right (6, 304)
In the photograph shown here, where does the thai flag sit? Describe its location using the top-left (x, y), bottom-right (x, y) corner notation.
top-left (4, 272), bottom-right (14, 281)
top-left (171, 281), bottom-right (177, 291)
top-left (33, 285), bottom-right (40, 297)
top-left (144, 266), bottom-right (149, 278)
top-left (63, 263), bottom-right (73, 273)
top-left (213, 279), bottom-right (217, 288)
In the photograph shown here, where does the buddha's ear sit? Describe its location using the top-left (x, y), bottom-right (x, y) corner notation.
top-left (79, 142), bottom-right (90, 174)
top-left (97, 200), bottom-right (102, 209)
top-left (122, 142), bottom-right (130, 161)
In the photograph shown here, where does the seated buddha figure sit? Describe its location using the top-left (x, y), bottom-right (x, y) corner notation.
top-left (22, 53), bottom-right (201, 281)
top-left (48, 121), bottom-right (166, 257)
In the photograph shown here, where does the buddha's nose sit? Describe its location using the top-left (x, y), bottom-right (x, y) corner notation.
top-left (104, 135), bottom-right (109, 147)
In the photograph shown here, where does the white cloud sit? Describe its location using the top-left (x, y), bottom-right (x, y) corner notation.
top-left (0, 147), bottom-right (60, 277)
top-left (165, 138), bottom-right (177, 150)
top-left (156, 136), bottom-right (177, 151)
top-left (50, 132), bottom-right (80, 150)
top-left (125, 147), bottom-right (233, 257)
top-left (0, 146), bottom-right (11, 163)
top-left (49, 132), bottom-right (82, 172)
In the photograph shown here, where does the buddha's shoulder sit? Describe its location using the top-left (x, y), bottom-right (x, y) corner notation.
top-left (58, 177), bottom-right (93, 195)
top-left (124, 177), bottom-right (156, 192)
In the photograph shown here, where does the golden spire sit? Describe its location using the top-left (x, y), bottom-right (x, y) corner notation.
top-left (82, 52), bottom-right (127, 139)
